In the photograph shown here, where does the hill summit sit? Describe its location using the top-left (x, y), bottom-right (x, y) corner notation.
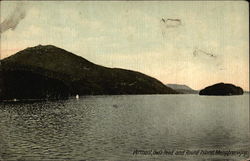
top-left (0, 45), bottom-right (178, 100)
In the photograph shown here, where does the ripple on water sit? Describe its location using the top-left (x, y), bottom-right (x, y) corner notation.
top-left (0, 95), bottom-right (249, 161)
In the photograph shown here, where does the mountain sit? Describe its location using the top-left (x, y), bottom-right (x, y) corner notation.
top-left (199, 83), bottom-right (243, 96)
top-left (0, 45), bottom-right (178, 100)
top-left (166, 84), bottom-right (198, 94)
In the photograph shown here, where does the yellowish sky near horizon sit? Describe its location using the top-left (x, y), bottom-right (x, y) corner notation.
top-left (0, 1), bottom-right (249, 90)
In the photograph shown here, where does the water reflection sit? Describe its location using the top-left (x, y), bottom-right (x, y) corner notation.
top-left (0, 95), bottom-right (249, 161)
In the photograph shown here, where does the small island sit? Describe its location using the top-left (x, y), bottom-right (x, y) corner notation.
top-left (199, 83), bottom-right (244, 96)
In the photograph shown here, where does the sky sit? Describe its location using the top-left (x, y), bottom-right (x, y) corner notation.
top-left (0, 1), bottom-right (249, 90)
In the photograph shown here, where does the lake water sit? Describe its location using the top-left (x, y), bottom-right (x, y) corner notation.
top-left (0, 94), bottom-right (249, 161)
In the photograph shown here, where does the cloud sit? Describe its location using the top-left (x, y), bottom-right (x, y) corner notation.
top-left (0, 2), bottom-right (27, 34)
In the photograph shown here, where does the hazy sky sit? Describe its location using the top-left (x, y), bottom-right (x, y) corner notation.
top-left (0, 1), bottom-right (249, 90)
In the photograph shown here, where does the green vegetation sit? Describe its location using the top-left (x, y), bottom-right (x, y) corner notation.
top-left (199, 83), bottom-right (243, 96)
top-left (0, 45), bottom-right (178, 100)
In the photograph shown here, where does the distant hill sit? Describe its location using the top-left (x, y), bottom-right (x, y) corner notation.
top-left (199, 83), bottom-right (243, 96)
top-left (0, 45), bottom-right (178, 100)
top-left (166, 84), bottom-right (198, 94)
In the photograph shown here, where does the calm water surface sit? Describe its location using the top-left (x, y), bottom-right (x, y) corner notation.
top-left (0, 94), bottom-right (249, 161)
